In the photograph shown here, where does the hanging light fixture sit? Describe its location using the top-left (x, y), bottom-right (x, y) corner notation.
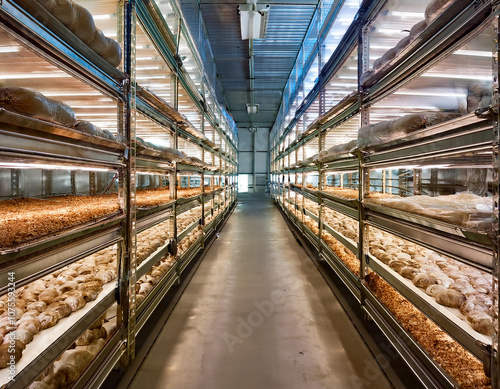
top-left (246, 104), bottom-right (259, 114)
top-left (238, 1), bottom-right (269, 40)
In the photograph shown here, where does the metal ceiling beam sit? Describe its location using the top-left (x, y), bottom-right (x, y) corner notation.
top-left (249, 38), bottom-right (255, 108)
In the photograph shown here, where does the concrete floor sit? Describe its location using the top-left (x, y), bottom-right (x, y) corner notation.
top-left (127, 193), bottom-right (392, 389)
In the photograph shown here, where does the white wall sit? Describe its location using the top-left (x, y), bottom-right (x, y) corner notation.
top-left (238, 127), bottom-right (269, 192)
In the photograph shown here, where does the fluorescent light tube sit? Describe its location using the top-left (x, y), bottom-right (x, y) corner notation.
top-left (93, 14), bottom-right (112, 20)
top-left (0, 46), bottom-right (19, 53)
top-left (390, 11), bottom-right (425, 18)
top-left (0, 73), bottom-right (70, 79)
top-left (0, 162), bottom-right (112, 172)
top-left (453, 50), bottom-right (491, 58)
top-left (422, 73), bottom-right (490, 80)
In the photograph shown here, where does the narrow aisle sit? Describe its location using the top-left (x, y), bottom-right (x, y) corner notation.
top-left (128, 194), bottom-right (392, 389)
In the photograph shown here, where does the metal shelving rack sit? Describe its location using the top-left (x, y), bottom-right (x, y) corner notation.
top-left (0, 0), bottom-right (132, 386)
top-left (0, 0), bottom-right (238, 387)
top-left (493, 3), bottom-right (500, 386)
top-left (270, 0), bottom-right (498, 387)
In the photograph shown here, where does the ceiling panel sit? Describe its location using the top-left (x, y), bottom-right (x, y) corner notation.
top-left (181, 0), bottom-right (319, 134)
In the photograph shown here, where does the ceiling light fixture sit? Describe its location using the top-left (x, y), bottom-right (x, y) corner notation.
top-left (238, 1), bottom-right (269, 40)
top-left (246, 104), bottom-right (259, 114)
